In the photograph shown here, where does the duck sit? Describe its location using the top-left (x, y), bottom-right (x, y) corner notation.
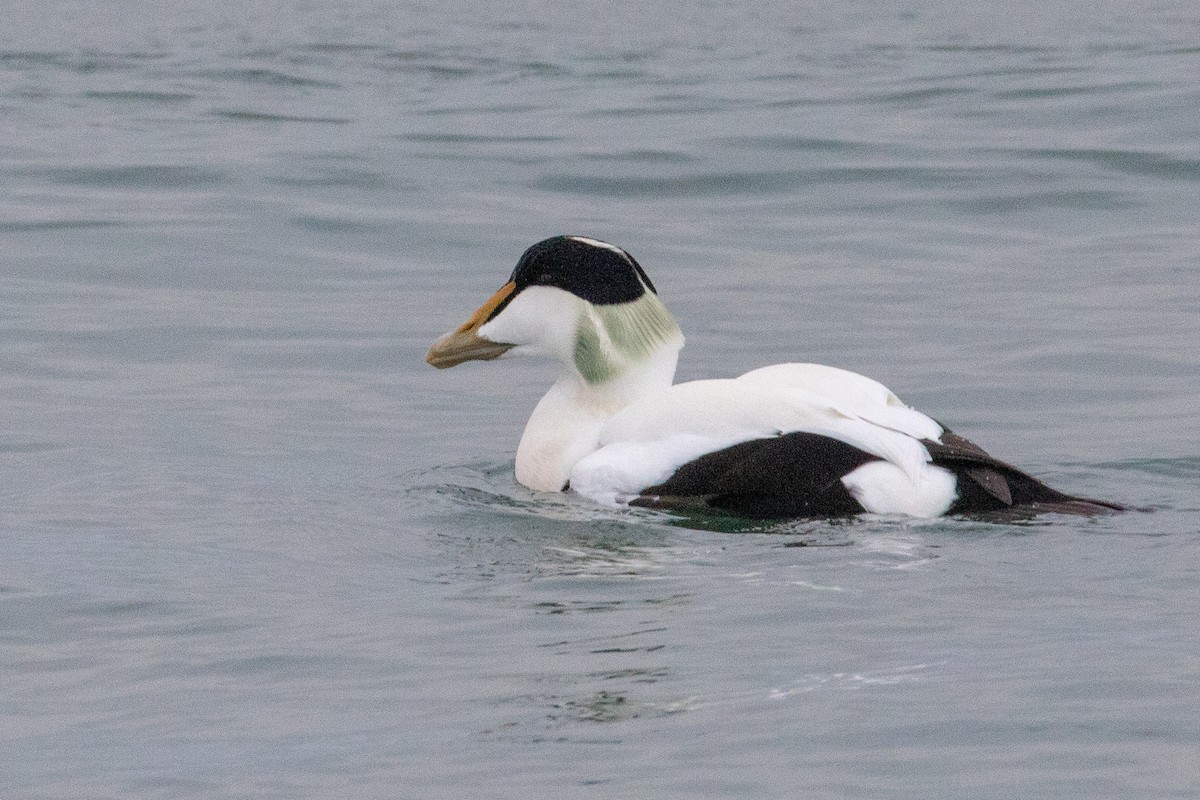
top-left (426, 235), bottom-right (1121, 518)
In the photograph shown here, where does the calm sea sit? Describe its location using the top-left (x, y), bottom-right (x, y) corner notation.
top-left (3, 1), bottom-right (1199, 798)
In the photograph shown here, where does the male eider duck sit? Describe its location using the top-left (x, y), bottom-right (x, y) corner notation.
top-left (427, 236), bottom-right (1121, 518)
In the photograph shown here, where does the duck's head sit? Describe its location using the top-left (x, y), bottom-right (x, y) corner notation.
top-left (427, 236), bottom-right (683, 384)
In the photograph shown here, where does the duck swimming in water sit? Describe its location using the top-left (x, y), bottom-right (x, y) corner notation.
top-left (427, 235), bottom-right (1121, 518)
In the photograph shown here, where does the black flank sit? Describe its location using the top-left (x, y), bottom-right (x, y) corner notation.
top-left (631, 431), bottom-right (879, 518)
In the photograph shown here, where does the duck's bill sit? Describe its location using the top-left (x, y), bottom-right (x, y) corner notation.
top-left (426, 328), bottom-right (513, 368)
top-left (426, 282), bottom-right (517, 369)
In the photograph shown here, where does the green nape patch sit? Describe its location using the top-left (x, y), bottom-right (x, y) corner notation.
top-left (573, 293), bottom-right (681, 384)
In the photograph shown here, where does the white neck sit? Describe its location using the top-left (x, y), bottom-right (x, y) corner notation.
top-left (514, 345), bottom-right (680, 491)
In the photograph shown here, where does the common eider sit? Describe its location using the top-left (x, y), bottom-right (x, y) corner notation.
top-left (427, 235), bottom-right (1121, 518)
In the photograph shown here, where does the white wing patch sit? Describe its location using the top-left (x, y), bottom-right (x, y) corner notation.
top-left (736, 363), bottom-right (944, 441)
top-left (841, 461), bottom-right (957, 517)
top-left (569, 433), bottom-right (748, 506)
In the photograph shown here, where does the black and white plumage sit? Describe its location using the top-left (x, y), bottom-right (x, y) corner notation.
top-left (427, 236), bottom-right (1121, 518)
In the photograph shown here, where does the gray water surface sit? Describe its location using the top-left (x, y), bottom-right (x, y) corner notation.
top-left (3, 1), bottom-right (1199, 798)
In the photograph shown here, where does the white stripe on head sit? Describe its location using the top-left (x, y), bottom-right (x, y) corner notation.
top-left (568, 236), bottom-right (632, 259)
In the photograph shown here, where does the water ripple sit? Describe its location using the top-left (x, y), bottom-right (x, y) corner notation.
top-left (214, 109), bottom-right (350, 124)
top-left (1024, 147), bottom-right (1200, 180)
top-left (81, 89), bottom-right (195, 104)
top-left (1096, 456), bottom-right (1200, 479)
top-left (20, 164), bottom-right (225, 189)
top-left (195, 66), bottom-right (340, 89)
top-left (534, 165), bottom-right (979, 197)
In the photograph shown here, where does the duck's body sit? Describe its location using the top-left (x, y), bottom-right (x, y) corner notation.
top-left (428, 236), bottom-right (1120, 519)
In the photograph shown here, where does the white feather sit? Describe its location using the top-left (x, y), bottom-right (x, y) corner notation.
top-left (569, 434), bottom-right (749, 505)
top-left (565, 363), bottom-right (956, 512)
top-left (841, 461), bottom-right (957, 517)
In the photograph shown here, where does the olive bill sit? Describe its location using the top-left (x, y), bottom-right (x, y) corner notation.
top-left (426, 282), bottom-right (517, 369)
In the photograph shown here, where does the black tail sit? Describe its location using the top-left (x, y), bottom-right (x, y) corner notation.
top-left (925, 431), bottom-right (1125, 515)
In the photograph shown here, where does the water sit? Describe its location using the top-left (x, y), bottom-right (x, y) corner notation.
top-left (3, 1), bottom-right (1199, 797)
